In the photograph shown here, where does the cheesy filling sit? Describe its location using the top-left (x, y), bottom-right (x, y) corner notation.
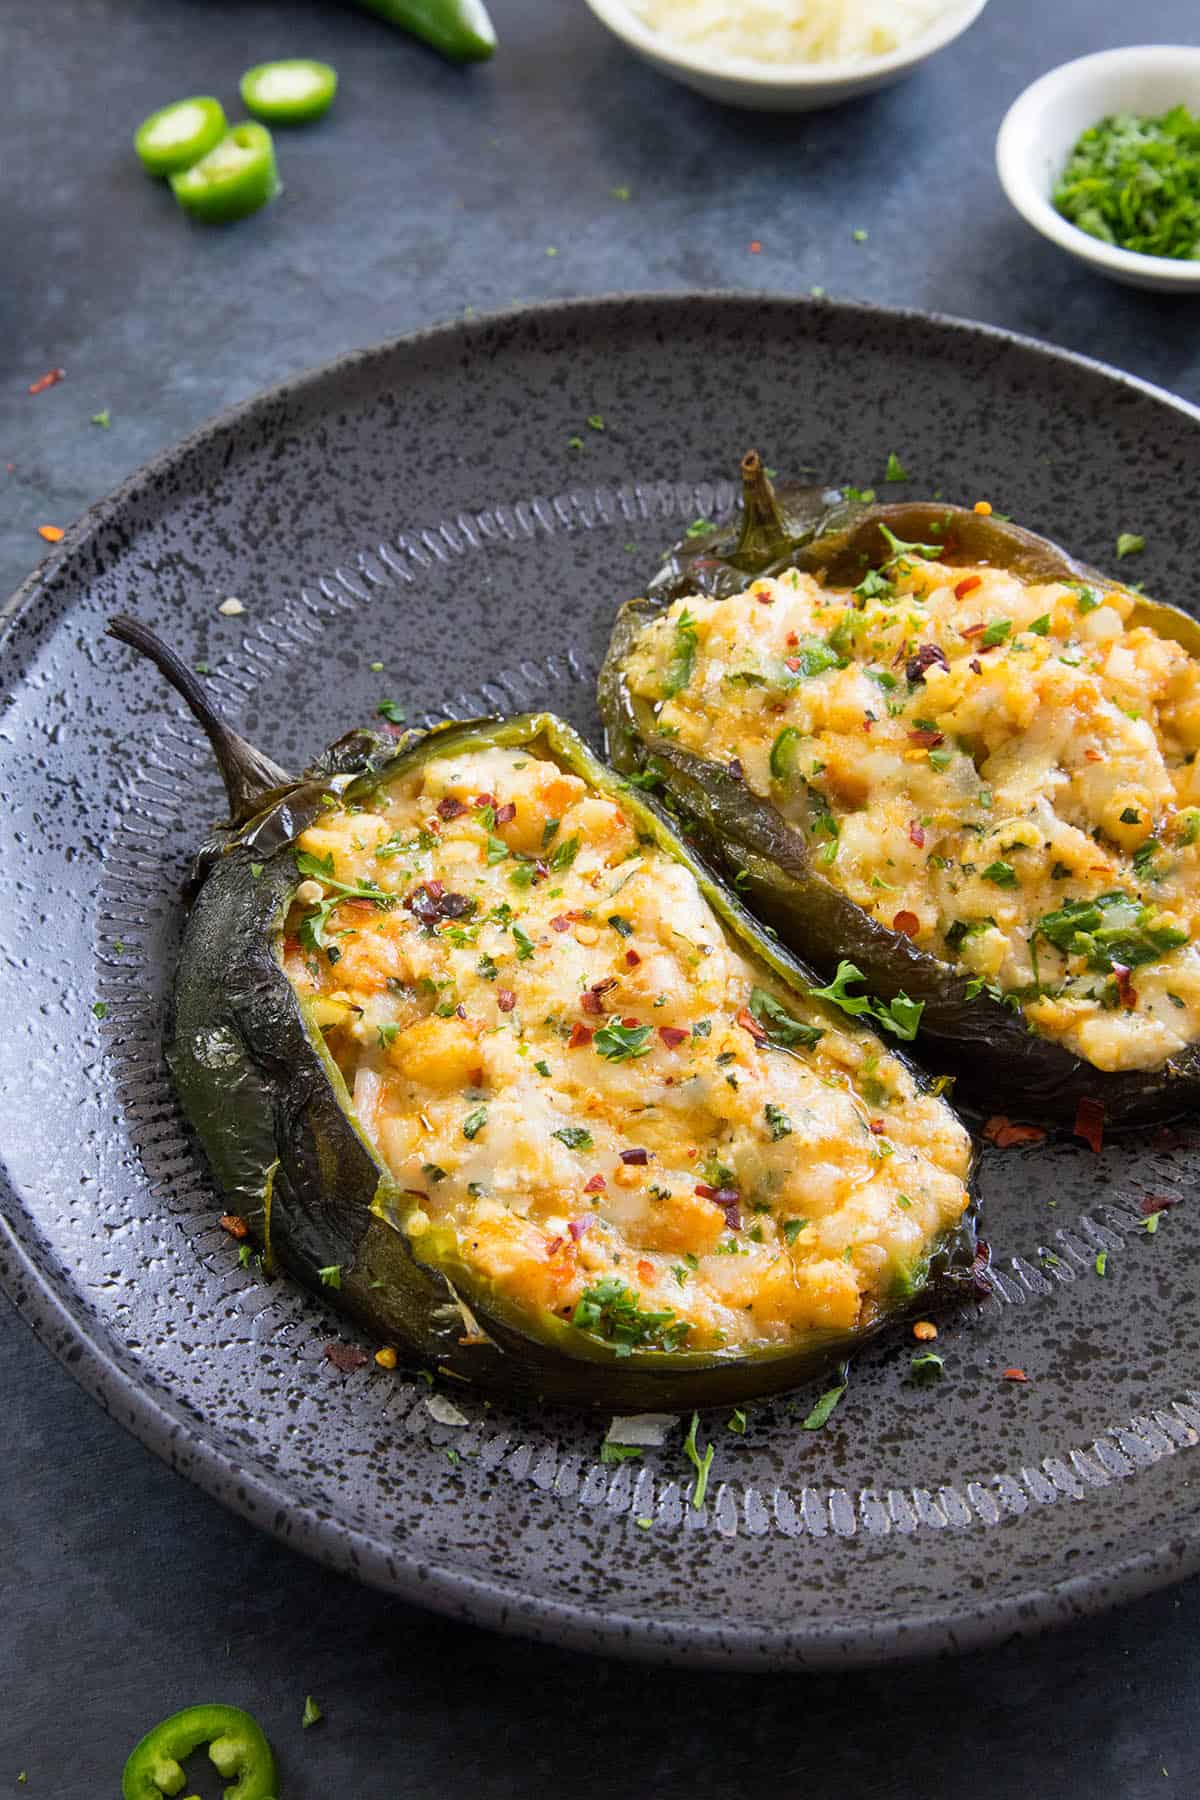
top-left (283, 744), bottom-right (971, 1355)
top-left (622, 553), bottom-right (1200, 1074)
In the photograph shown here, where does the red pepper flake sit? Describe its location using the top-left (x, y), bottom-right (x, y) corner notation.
top-left (496, 988), bottom-right (516, 1013)
top-left (908, 820), bottom-right (926, 849)
top-left (625, 948), bottom-right (641, 967)
top-left (969, 658), bottom-right (983, 675)
top-left (983, 1115), bottom-right (1047, 1149)
top-left (582, 1176), bottom-right (605, 1195)
top-left (658, 1025), bottom-right (689, 1049)
top-left (570, 1213), bottom-right (595, 1235)
top-left (1112, 962), bottom-right (1137, 1010)
top-left (1074, 1096), bottom-right (1105, 1154)
top-left (621, 1148), bottom-right (650, 1166)
top-left (1140, 1193), bottom-right (1181, 1215)
top-left (907, 727), bottom-right (944, 749)
top-left (1085, 748), bottom-right (1103, 763)
top-left (736, 1006), bottom-right (767, 1044)
top-left (954, 575), bottom-right (983, 600)
top-left (622, 1015), bottom-right (639, 1028)
top-left (494, 802), bottom-right (516, 824)
top-left (28, 367), bottom-right (65, 394)
top-left (1001, 1366), bottom-right (1029, 1383)
top-left (545, 1236), bottom-right (565, 1257)
top-left (786, 631), bottom-right (799, 647)
top-left (695, 1182), bottom-right (717, 1199)
top-left (473, 793), bottom-right (495, 808)
top-left (748, 240), bottom-right (762, 254)
top-left (219, 1213), bottom-right (250, 1239)
top-left (323, 1342), bottom-right (370, 1374)
top-left (754, 588), bottom-right (773, 605)
top-left (784, 656), bottom-right (802, 673)
top-left (960, 620), bottom-right (988, 638)
top-left (37, 524), bottom-right (64, 543)
top-left (637, 1258), bottom-right (656, 1283)
top-left (892, 910), bottom-right (920, 938)
top-left (436, 796), bottom-right (466, 820)
top-left (568, 1022), bottom-right (594, 1048)
top-left (868, 1119), bottom-right (887, 1135)
top-left (551, 915), bottom-right (571, 932)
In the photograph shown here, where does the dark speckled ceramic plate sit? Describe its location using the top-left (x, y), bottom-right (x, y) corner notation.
top-left (3, 294), bottom-right (1200, 1669)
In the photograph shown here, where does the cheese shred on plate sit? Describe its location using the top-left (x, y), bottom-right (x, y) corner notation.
top-left (627, 0), bottom-right (957, 66)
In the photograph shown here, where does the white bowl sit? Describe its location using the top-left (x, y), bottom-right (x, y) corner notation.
top-left (582, 0), bottom-right (990, 112)
top-left (996, 45), bottom-right (1200, 294)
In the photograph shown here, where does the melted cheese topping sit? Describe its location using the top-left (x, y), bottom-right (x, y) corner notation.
top-left (283, 744), bottom-right (970, 1356)
top-left (622, 556), bottom-right (1200, 1073)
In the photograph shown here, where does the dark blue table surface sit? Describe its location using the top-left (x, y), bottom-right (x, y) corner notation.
top-left (3, 1), bottom-right (1199, 1792)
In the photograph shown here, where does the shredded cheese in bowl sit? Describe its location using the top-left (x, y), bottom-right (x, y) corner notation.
top-left (627, 0), bottom-right (960, 67)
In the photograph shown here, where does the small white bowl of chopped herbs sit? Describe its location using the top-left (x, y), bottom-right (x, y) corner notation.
top-left (996, 45), bottom-right (1200, 292)
top-left (583, 0), bottom-right (990, 112)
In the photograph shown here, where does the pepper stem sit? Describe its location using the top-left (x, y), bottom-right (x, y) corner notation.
top-left (106, 614), bottom-right (292, 825)
top-left (729, 449), bottom-right (793, 573)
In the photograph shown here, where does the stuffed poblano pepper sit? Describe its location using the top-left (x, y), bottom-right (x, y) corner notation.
top-left (600, 455), bottom-right (1200, 1125)
top-left (109, 615), bottom-right (977, 1408)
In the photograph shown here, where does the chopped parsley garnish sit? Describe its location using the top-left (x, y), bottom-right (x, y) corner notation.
top-left (1116, 531), bottom-right (1146, 559)
top-left (1053, 107), bottom-right (1200, 262)
top-left (764, 1101), bottom-right (793, 1140)
top-left (854, 568), bottom-right (893, 603)
top-left (663, 607), bottom-right (699, 696)
top-left (1075, 586), bottom-right (1101, 613)
top-left (1032, 892), bottom-right (1187, 971)
top-left (683, 1411), bottom-right (715, 1508)
top-left (802, 1383), bottom-right (846, 1431)
top-left (549, 833), bottom-right (580, 871)
top-left (552, 1126), bottom-right (594, 1151)
top-left (594, 1019), bottom-right (653, 1062)
top-left (376, 698), bottom-right (407, 723)
top-left (807, 960), bottom-right (923, 1040)
top-left (293, 849), bottom-right (394, 952)
top-left (535, 1058), bottom-right (552, 1076)
top-left (748, 986), bottom-right (823, 1049)
top-left (422, 1163), bottom-right (447, 1184)
top-left (462, 1105), bottom-right (488, 1140)
top-left (784, 639), bottom-right (842, 679)
top-left (782, 1218), bottom-right (808, 1243)
top-left (911, 1351), bottom-right (945, 1381)
top-left (927, 748), bottom-right (953, 771)
top-left (301, 1696), bottom-right (323, 1729)
top-left (1029, 613), bottom-right (1051, 635)
top-left (685, 518), bottom-right (716, 538)
top-left (318, 1265), bottom-right (342, 1288)
top-left (982, 860), bottom-right (1017, 887)
top-left (980, 617), bottom-right (1012, 648)
top-left (607, 913), bottom-right (634, 937)
top-left (92, 1000), bottom-right (108, 1020)
top-left (1095, 1250), bottom-right (1108, 1277)
top-left (377, 1022), bottom-right (401, 1048)
top-left (541, 817), bottom-right (560, 848)
top-left (878, 523), bottom-right (941, 565)
top-left (476, 953), bottom-right (499, 980)
top-left (884, 451), bottom-right (909, 482)
top-left (571, 1277), bottom-right (690, 1355)
top-left (600, 1443), bottom-right (642, 1463)
top-left (842, 484), bottom-right (877, 505)
top-left (512, 923), bottom-right (535, 960)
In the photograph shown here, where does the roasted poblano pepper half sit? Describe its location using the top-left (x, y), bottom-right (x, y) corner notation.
top-left (600, 456), bottom-right (1200, 1124)
top-left (109, 615), bottom-right (979, 1408)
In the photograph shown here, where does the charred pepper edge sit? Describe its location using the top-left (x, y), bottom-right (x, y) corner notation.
top-left (597, 462), bottom-right (1200, 1126)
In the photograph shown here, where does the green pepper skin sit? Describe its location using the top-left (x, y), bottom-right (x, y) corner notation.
top-left (109, 617), bottom-right (978, 1408)
top-left (600, 466), bottom-right (1200, 1126)
top-left (122, 1703), bottom-right (276, 1800)
top-left (351, 0), bottom-right (497, 62)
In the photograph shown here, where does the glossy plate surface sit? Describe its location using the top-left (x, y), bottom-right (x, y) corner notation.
top-left (2, 294), bottom-right (1199, 1668)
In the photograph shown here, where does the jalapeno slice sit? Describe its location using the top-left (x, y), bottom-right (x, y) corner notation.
top-left (121, 1703), bottom-right (276, 1800)
top-left (240, 59), bottom-right (339, 123)
top-left (170, 123), bottom-right (280, 224)
top-left (134, 96), bottom-right (227, 177)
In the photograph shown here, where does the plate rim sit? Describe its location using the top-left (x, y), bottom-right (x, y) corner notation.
top-left (4, 289), bottom-right (1200, 1670)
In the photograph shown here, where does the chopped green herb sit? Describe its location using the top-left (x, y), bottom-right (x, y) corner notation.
top-left (587, 414), bottom-right (605, 431)
top-left (552, 1126), bottom-right (594, 1151)
top-left (512, 923), bottom-right (535, 960)
top-left (607, 913), bottom-right (634, 938)
top-left (879, 523), bottom-right (941, 565)
top-left (534, 1058), bottom-right (551, 1076)
top-left (1029, 613), bottom-right (1051, 635)
top-left (318, 1265), bottom-right (342, 1289)
top-left (1053, 105), bottom-right (1200, 262)
top-left (377, 1022), bottom-right (401, 1049)
top-left (911, 1351), bottom-right (945, 1381)
top-left (782, 1218), bottom-right (807, 1243)
top-left (600, 1442), bottom-right (642, 1463)
top-left (683, 1411), bottom-right (715, 1508)
top-left (1116, 532), bottom-right (1146, 559)
top-left (1142, 1210), bottom-right (1163, 1235)
top-left (92, 1000), bottom-right (108, 1020)
top-left (980, 618), bottom-right (1012, 648)
top-left (462, 1105), bottom-right (488, 1140)
top-left (1075, 586), bottom-right (1102, 614)
top-left (594, 1019), bottom-right (653, 1062)
top-left (764, 1100), bottom-right (793, 1140)
top-left (802, 1383), bottom-right (846, 1430)
top-left (685, 519), bottom-right (716, 539)
top-left (748, 986), bottom-right (823, 1050)
top-left (843, 485), bottom-right (877, 505)
top-left (571, 1276), bottom-right (689, 1355)
top-left (884, 451), bottom-right (909, 481)
top-left (376, 698), bottom-right (406, 724)
top-left (982, 861), bottom-right (1018, 887)
top-left (1095, 1249), bottom-right (1108, 1277)
top-left (663, 607), bottom-right (699, 695)
top-left (302, 1696), bottom-right (323, 1729)
top-left (91, 408), bottom-right (111, 429)
top-left (927, 748), bottom-right (953, 772)
top-left (549, 833), bottom-right (580, 871)
top-left (807, 960), bottom-right (923, 1040)
top-left (727, 1408), bottom-right (747, 1434)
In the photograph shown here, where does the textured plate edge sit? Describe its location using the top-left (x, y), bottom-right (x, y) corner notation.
top-left (4, 292), bottom-right (1200, 1667)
